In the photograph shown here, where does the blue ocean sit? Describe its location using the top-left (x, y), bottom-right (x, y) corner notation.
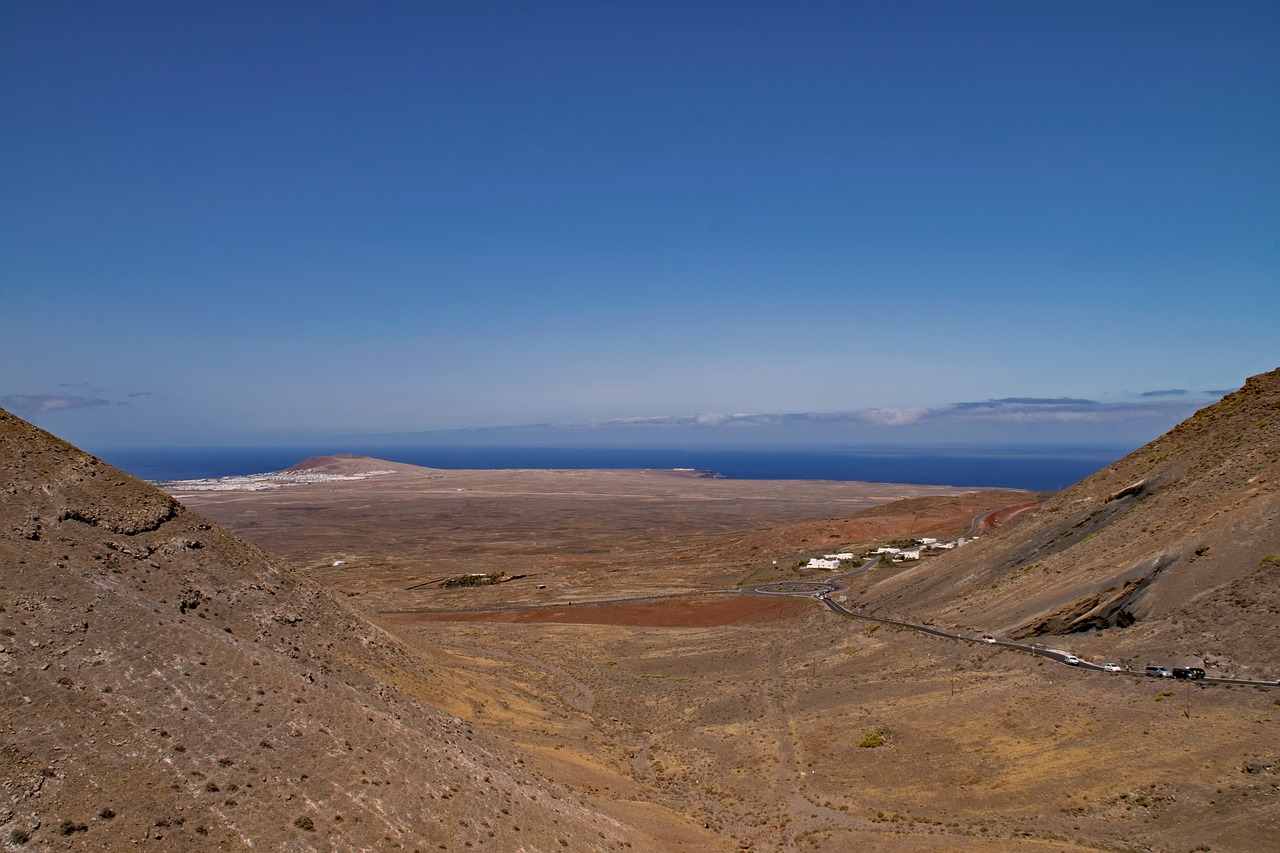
top-left (96, 444), bottom-right (1134, 493)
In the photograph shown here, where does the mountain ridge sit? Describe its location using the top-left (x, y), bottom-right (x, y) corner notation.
top-left (0, 407), bottom-right (710, 850)
top-left (851, 366), bottom-right (1280, 677)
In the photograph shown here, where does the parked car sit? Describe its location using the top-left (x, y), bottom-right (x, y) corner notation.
top-left (1145, 666), bottom-right (1173, 678)
top-left (1102, 663), bottom-right (1122, 672)
top-left (1063, 654), bottom-right (1081, 666)
top-left (1172, 667), bottom-right (1206, 680)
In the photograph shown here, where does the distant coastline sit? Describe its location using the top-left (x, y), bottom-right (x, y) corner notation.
top-left (96, 443), bottom-right (1134, 493)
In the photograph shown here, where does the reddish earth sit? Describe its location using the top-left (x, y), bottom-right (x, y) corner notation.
top-left (977, 500), bottom-right (1041, 532)
top-left (385, 593), bottom-right (808, 627)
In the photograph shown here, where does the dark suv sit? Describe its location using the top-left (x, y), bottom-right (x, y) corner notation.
top-left (1172, 667), bottom-right (1206, 680)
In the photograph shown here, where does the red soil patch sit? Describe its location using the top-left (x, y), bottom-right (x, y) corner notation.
top-left (386, 594), bottom-right (809, 628)
top-left (979, 501), bottom-right (1041, 532)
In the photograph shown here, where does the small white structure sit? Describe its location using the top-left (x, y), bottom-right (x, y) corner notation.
top-left (824, 552), bottom-right (855, 561)
top-left (894, 548), bottom-right (923, 561)
top-left (873, 546), bottom-right (901, 555)
top-left (919, 538), bottom-right (938, 546)
top-left (806, 558), bottom-right (842, 570)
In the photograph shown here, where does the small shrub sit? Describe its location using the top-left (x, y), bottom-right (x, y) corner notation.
top-left (858, 727), bottom-right (886, 748)
top-left (294, 815), bottom-right (316, 832)
top-left (10, 828), bottom-right (30, 845)
top-left (441, 571), bottom-right (504, 588)
top-left (57, 820), bottom-right (87, 836)
top-left (1261, 554), bottom-right (1280, 567)
top-left (1155, 690), bottom-right (1175, 701)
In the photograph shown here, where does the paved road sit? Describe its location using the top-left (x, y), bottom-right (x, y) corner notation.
top-left (743, 555), bottom-right (1279, 690)
top-left (963, 509), bottom-right (997, 538)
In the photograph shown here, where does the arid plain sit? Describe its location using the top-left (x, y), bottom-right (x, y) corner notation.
top-left (172, 453), bottom-right (1280, 852)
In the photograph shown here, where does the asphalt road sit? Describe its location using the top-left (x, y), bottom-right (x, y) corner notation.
top-left (743, 556), bottom-right (1279, 690)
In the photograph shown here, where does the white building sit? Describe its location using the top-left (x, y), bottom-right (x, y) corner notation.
top-left (806, 558), bottom-right (842, 570)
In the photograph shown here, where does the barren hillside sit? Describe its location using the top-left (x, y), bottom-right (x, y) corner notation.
top-left (852, 367), bottom-right (1280, 678)
top-left (0, 408), bottom-right (716, 851)
top-left (5, 368), bottom-right (1278, 852)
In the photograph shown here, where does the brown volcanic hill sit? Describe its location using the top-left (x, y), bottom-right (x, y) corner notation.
top-left (283, 454), bottom-right (434, 476)
top-left (852, 367), bottom-right (1280, 679)
top-left (0, 408), bottom-right (713, 851)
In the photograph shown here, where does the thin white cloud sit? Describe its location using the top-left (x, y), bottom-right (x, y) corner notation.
top-left (856, 407), bottom-right (929, 426)
top-left (391, 390), bottom-right (1228, 445)
top-left (935, 397), bottom-right (1216, 426)
top-left (2, 394), bottom-right (113, 414)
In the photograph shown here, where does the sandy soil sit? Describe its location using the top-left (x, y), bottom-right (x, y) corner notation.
top-left (170, 459), bottom-right (1279, 851)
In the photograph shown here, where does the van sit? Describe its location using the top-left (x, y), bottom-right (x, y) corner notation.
top-left (1172, 667), bottom-right (1206, 680)
top-left (1145, 666), bottom-right (1172, 678)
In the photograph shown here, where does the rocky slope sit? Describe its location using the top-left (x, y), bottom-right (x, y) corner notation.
top-left (854, 367), bottom-right (1280, 678)
top-left (0, 408), bottom-right (713, 851)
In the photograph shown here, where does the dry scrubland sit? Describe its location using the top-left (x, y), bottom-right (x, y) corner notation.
top-left (181, 394), bottom-right (1278, 853)
top-left (399, 608), bottom-right (1277, 852)
top-left (3, 369), bottom-right (1278, 851)
top-left (169, 461), bottom-right (973, 614)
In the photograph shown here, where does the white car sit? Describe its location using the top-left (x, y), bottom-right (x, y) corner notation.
top-left (980, 634), bottom-right (997, 643)
top-left (1102, 663), bottom-right (1122, 673)
top-left (1063, 655), bottom-right (1081, 666)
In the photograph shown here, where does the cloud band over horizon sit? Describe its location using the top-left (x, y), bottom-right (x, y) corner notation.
top-left (431, 391), bottom-right (1230, 444)
top-left (1, 394), bottom-right (114, 414)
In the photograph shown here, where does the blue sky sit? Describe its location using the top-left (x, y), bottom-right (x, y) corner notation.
top-left (3, 1), bottom-right (1277, 450)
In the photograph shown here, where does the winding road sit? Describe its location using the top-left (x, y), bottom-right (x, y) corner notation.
top-left (383, 511), bottom-right (1276, 689)
top-left (743, 554), bottom-right (1278, 689)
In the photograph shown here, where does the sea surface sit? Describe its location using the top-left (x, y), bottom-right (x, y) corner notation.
top-left (96, 444), bottom-right (1136, 493)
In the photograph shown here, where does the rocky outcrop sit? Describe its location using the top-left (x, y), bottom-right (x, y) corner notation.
top-left (1014, 550), bottom-right (1179, 636)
